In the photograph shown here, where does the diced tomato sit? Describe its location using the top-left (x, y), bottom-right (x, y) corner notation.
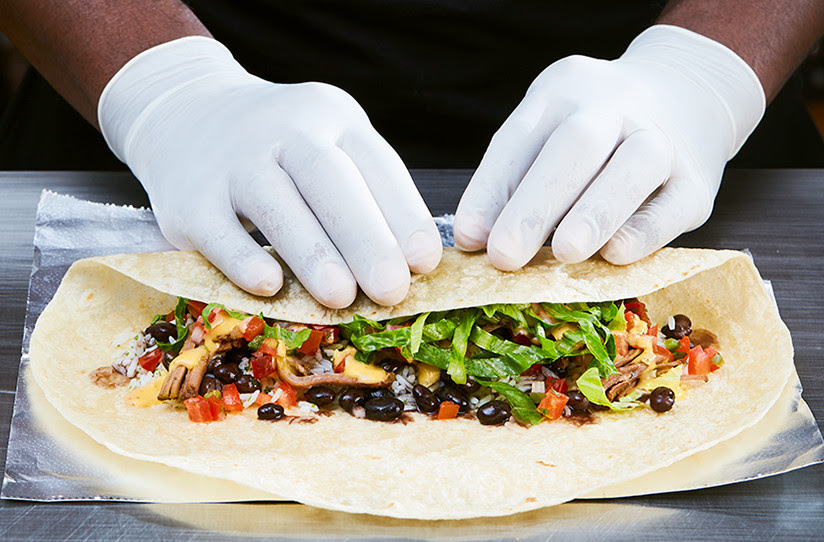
top-left (138, 348), bottom-right (162, 372)
top-left (437, 401), bottom-right (460, 420)
top-left (205, 395), bottom-right (226, 421)
top-left (165, 311), bottom-right (175, 323)
top-left (272, 382), bottom-right (297, 408)
top-left (521, 363), bottom-right (543, 377)
top-left (184, 396), bottom-right (215, 423)
top-left (207, 307), bottom-right (230, 326)
top-left (309, 325), bottom-right (340, 345)
top-left (613, 332), bottom-right (628, 358)
top-left (538, 389), bottom-right (568, 421)
top-left (624, 300), bottom-right (651, 324)
top-left (189, 321), bottom-right (206, 346)
top-left (242, 316), bottom-right (265, 341)
top-left (687, 345), bottom-right (722, 376)
top-left (647, 324), bottom-right (658, 337)
top-left (512, 330), bottom-right (533, 346)
top-left (624, 310), bottom-right (638, 333)
top-left (652, 342), bottom-right (675, 363)
top-left (257, 337), bottom-right (282, 357)
top-left (676, 336), bottom-right (691, 358)
top-left (297, 329), bottom-right (324, 356)
top-left (221, 383), bottom-right (244, 412)
top-left (255, 393), bottom-right (272, 406)
top-left (187, 300), bottom-right (207, 319)
top-left (251, 354), bottom-right (277, 380)
top-left (546, 376), bottom-right (568, 394)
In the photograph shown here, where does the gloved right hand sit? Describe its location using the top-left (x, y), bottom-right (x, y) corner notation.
top-left (98, 36), bottom-right (442, 308)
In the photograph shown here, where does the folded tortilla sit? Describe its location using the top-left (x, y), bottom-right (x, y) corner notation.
top-left (29, 247), bottom-right (793, 519)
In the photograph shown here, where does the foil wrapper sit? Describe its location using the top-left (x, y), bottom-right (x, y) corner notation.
top-left (2, 190), bottom-right (823, 505)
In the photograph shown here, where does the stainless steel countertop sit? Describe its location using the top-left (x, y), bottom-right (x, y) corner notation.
top-left (1, 169), bottom-right (822, 541)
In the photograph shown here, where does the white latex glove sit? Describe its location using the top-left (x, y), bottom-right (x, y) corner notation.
top-left (99, 36), bottom-right (442, 308)
top-left (454, 25), bottom-right (765, 269)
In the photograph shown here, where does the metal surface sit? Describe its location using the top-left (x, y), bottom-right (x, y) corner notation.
top-left (1, 169), bottom-right (823, 540)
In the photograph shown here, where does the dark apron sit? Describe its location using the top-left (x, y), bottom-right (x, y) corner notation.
top-left (1, 1), bottom-right (821, 169)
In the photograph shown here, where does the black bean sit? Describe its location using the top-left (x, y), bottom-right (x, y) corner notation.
top-left (662, 314), bottom-right (692, 340)
top-left (477, 400), bottom-right (511, 425)
top-left (366, 388), bottom-right (395, 401)
top-left (145, 322), bottom-right (177, 343)
top-left (649, 386), bottom-right (676, 413)
top-left (199, 374), bottom-right (222, 396)
top-left (225, 348), bottom-right (251, 366)
top-left (213, 363), bottom-right (240, 384)
top-left (459, 377), bottom-right (480, 394)
top-left (436, 385), bottom-right (469, 413)
top-left (412, 384), bottom-right (440, 414)
top-left (257, 403), bottom-right (284, 421)
top-left (338, 388), bottom-right (368, 412)
top-left (364, 397), bottom-right (404, 421)
top-left (304, 386), bottom-right (336, 407)
top-left (234, 374), bottom-right (259, 394)
top-left (207, 353), bottom-right (226, 373)
top-left (547, 359), bottom-right (568, 378)
top-left (565, 390), bottom-right (590, 411)
top-left (378, 357), bottom-right (406, 373)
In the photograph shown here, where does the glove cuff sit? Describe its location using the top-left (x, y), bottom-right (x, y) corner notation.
top-left (624, 24), bottom-right (766, 158)
top-left (97, 36), bottom-right (247, 163)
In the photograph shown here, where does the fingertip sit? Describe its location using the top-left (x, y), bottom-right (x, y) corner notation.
top-left (487, 241), bottom-right (528, 272)
top-left (453, 211), bottom-right (490, 252)
top-left (599, 232), bottom-right (642, 266)
top-left (404, 228), bottom-right (443, 274)
top-left (364, 258), bottom-right (411, 306)
top-left (307, 261), bottom-right (358, 309)
top-left (552, 220), bottom-right (596, 263)
top-left (236, 258), bottom-right (284, 296)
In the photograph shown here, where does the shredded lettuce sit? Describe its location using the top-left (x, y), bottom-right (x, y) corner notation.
top-left (448, 309), bottom-right (478, 384)
top-left (575, 367), bottom-right (640, 411)
top-left (247, 324), bottom-right (311, 351)
top-left (478, 380), bottom-right (543, 425)
top-left (200, 303), bottom-right (249, 329)
top-left (541, 303), bottom-right (618, 377)
top-left (409, 312), bottom-right (429, 354)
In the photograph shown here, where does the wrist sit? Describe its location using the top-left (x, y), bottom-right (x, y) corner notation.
top-left (622, 24), bottom-right (766, 158)
top-left (97, 36), bottom-right (249, 162)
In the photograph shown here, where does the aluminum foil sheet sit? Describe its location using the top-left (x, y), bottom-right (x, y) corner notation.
top-left (2, 190), bottom-right (823, 505)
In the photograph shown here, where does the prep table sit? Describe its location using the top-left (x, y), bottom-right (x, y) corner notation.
top-left (1, 169), bottom-right (822, 540)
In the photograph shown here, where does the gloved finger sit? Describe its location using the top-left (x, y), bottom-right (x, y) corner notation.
top-left (454, 97), bottom-right (561, 251)
top-left (486, 109), bottom-right (622, 270)
top-left (233, 165), bottom-right (358, 309)
top-left (339, 129), bottom-right (442, 274)
top-left (600, 174), bottom-right (715, 265)
top-left (552, 129), bottom-right (672, 263)
top-left (279, 139), bottom-right (411, 306)
top-left (183, 202), bottom-right (285, 297)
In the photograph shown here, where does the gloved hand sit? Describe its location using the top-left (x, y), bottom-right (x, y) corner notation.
top-left (99, 36), bottom-right (441, 308)
top-left (454, 25), bottom-right (765, 269)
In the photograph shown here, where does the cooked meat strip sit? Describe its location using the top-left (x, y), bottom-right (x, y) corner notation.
top-left (158, 364), bottom-right (187, 400)
top-left (603, 361), bottom-right (647, 401)
top-left (179, 358), bottom-right (209, 401)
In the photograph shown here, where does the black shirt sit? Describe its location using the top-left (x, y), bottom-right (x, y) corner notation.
top-left (1, 1), bottom-right (821, 169)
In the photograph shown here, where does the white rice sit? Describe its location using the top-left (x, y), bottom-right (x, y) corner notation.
top-left (296, 401), bottom-right (319, 414)
top-left (240, 390), bottom-right (260, 408)
top-left (112, 331), bottom-right (151, 379)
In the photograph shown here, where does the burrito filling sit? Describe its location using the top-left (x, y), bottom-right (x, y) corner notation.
top-left (108, 297), bottom-right (723, 425)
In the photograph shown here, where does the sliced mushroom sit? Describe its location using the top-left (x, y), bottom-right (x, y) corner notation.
top-left (276, 355), bottom-right (392, 389)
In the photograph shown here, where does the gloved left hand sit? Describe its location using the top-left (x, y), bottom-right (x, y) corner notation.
top-left (454, 25), bottom-right (765, 269)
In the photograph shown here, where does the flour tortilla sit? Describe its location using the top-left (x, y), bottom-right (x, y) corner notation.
top-left (29, 247), bottom-right (793, 519)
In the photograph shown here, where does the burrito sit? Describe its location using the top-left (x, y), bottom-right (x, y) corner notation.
top-left (28, 247), bottom-right (793, 519)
